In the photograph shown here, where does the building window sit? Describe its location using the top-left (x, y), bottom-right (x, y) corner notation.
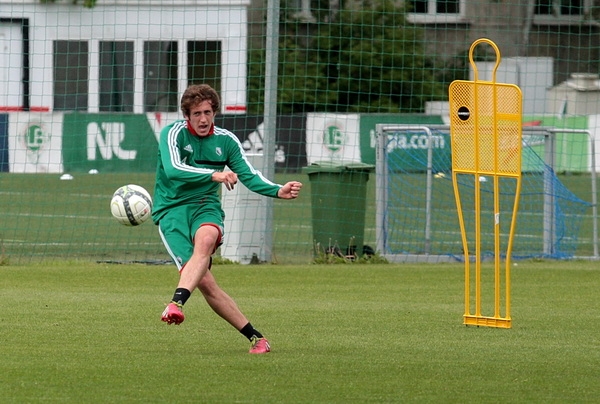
top-left (534, 0), bottom-right (590, 24)
top-left (99, 41), bottom-right (134, 112)
top-left (535, 0), bottom-right (583, 15)
top-left (144, 41), bottom-right (178, 113)
top-left (187, 41), bottom-right (221, 95)
top-left (53, 41), bottom-right (88, 111)
top-left (411, 0), bottom-right (428, 13)
top-left (407, 0), bottom-right (464, 23)
top-left (436, 0), bottom-right (460, 13)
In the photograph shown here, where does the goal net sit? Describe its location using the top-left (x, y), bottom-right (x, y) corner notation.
top-left (375, 124), bottom-right (597, 263)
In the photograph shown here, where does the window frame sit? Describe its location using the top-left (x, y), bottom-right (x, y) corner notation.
top-left (533, 0), bottom-right (592, 25)
top-left (98, 40), bottom-right (135, 113)
top-left (406, 0), bottom-right (466, 24)
top-left (143, 40), bottom-right (179, 113)
top-left (53, 40), bottom-right (89, 111)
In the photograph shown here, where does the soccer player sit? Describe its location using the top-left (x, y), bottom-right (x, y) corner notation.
top-left (152, 84), bottom-right (302, 354)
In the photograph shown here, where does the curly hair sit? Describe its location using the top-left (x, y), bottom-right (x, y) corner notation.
top-left (180, 84), bottom-right (220, 117)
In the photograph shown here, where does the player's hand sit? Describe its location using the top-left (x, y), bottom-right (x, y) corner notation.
top-left (212, 171), bottom-right (238, 190)
top-left (278, 181), bottom-right (302, 199)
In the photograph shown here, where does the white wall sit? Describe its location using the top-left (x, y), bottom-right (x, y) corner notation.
top-left (471, 57), bottom-right (553, 115)
top-left (0, 1), bottom-right (249, 113)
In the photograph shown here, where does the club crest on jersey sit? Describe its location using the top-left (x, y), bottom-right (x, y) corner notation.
top-left (215, 147), bottom-right (222, 156)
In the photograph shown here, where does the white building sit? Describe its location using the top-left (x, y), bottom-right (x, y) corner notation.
top-left (0, 0), bottom-right (249, 114)
top-left (546, 73), bottom-right (600, 116)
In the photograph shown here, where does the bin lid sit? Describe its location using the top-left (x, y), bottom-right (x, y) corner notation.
top-left (302, 160), bottom-right (375, 174)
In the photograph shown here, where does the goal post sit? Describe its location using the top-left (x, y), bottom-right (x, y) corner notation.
top-left (543, 128), bottom-right (598, 258)
top-left (374, 124), bottom-right (598, 263)
top-left (375, 124), bottom-right (455, 263)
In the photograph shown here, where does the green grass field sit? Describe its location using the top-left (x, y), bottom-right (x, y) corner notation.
top-left (0, 172), bottom-right (315, 264)
top-left (0, 172), bottom-right (597, 264)
top-left (1, 260), bottom-right (599, 403)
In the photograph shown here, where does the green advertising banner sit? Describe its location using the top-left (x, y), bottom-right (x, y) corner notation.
top-left (62, 113), bottom-right (158, 173)
top-left (522, 116), bottom-right (589, 172)
top-left (359, 114), bottom-right (449, 171)
top-left (360, 115), bottom-right (592, 173)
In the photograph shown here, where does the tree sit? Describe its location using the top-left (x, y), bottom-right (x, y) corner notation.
top-left (40, 0), bottom-right (97, 8)
top-left (274, 0), bottom-right (447, 114)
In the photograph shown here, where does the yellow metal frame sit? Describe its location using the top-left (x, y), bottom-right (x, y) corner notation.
top-left (449, 39), bottom-right (523, 328)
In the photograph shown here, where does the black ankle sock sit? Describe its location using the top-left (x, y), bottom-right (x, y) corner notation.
top-left (240, 323), bottom-right (263, 341)
top-left (171, 288), bottom-right (191, 306)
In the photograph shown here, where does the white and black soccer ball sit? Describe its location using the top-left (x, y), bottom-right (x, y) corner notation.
top-left (110, 184), bottom-right (153, 226)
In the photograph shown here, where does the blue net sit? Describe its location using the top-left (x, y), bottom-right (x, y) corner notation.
top-left (383, 129), bottom-right (593, 260)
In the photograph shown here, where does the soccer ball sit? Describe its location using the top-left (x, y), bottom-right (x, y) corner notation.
top-left (110, 184), bottom-right (153, 226)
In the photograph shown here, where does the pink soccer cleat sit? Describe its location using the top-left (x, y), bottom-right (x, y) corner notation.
top-left (161, 302), bottom-right (185, 325)
top-left (249, 337), bottom-right (271, 354)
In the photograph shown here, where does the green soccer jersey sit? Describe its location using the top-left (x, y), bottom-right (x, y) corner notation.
top-left (152, 120), bottom-right (281, 224)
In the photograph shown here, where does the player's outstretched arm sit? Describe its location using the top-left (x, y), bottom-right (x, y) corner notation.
top-left (277, 181), bottom-right (302, 199)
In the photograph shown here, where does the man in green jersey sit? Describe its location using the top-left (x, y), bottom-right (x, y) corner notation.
top-left (152, 84), bottom-right (302, 354)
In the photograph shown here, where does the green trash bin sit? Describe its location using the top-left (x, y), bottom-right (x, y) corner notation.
top-left (303, 161), bottom-right (375, 257)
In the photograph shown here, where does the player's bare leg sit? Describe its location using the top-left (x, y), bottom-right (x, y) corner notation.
top-left (197, 270), bottom-right (249, 329)
top-left (161, 225), bottom-right (218, 325)
top-left (178, 225), bottom-right (219, 291)
top-left (198, 266), bottom-right (270, 353)
top-left (161, 226), bottom-right (270, 352)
